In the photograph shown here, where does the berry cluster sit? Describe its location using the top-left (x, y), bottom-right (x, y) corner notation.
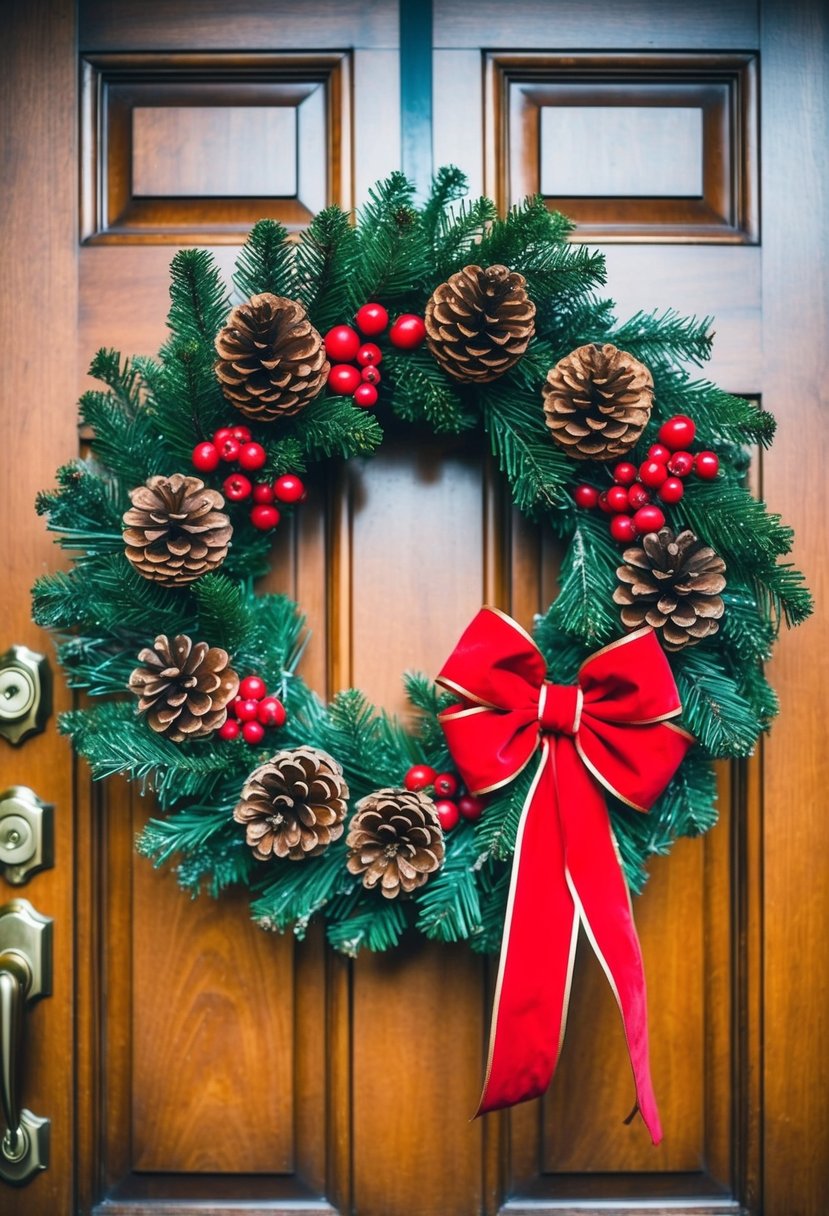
top-left (218, 674), bottom-right (288, 745)
top-left (192, 424), bottom-right (306, 531)
top-left (324, 302), bottom-right (427, 409)
top-left (573, 414), bottom-right (720, 544)
top-left (403, 764), bottom-right (486, 832)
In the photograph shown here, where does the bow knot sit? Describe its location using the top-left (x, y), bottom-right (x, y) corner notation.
top-left (538, 682), bottom-right (581, 736)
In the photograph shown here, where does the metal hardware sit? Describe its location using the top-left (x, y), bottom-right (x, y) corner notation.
top-left (0, 647), bottom-right (52, 747)
top-left (0, 900), bottom-right (52, 1185)
top-left (0, 789), bottom-right (54, 886)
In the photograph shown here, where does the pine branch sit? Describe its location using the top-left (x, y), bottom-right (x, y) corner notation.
top-left (294, 396), bottom-right (384, 460)
top-left (250, 838), bottom-right (354, 938)
top-left (672, 648), bottom-right (760, 758)
top-left (348, 173), bottom-right (426, 306)
top-left (325, 892), bottom-right (409, 956)
top-left (430, 195), bottom-right (499, 282)
top-left (421, 165), bottom-right (470, 247)
top-left (652, 371), bottom-right (777, 449)
top-left (540, 512), bottom-right (620, 646)
top-left (167, 248), bottom-right (229, 344)
top-left (482, 386), bottom-right (572, 514)
top-left (679, 479), bottom-right (812, 627)
top-left (294, 206), bottom-right (359, 331)
top-left (473, 763), bottom-right (535, 863)
top-left (384, 348), bottom-right (475, 433)
top-left (611, 309), bottom-right (713, 368)
top-left (233, 219), bottom-right (294, 300)
top-left (416, 823), bottom-right (482, 942)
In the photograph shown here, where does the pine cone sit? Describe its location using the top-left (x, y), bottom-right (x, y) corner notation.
top-left (233, 747), bottom-right (348, 861)
top-left (128, 634), bottom-right (239, 742)
top-left (613, 527), bottom-right (727, 651)
top-left (542, 342), bottom-right (654, 461)
top-left (123, 474), bottom-right (232, 586)
top-left (214, 292), bottom-right (329, 421)
top-left (346, 787), bottom-right (445, 899)
top-left (425, 264), bottom-right (536, 383)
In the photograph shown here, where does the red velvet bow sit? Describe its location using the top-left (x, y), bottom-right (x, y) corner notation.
top-left (437, 607), bottom-right (692, 1144)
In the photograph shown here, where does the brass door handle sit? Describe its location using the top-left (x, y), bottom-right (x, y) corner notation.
top-left (0, 901), bottom-right (51, 1185)
top-left (0, 953), bottom-right (28, 1151)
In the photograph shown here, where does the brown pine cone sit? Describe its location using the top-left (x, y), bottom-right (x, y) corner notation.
top-left (123, 474), bottom-right (232, 586)
top-left (425, 264), bottom-right (536, 383)
top-left (233, 747), bottom-right (348, 862)
top-left (128, 634), bottom-right (239, 742)
top-left (346, 787), bottom-right (445, 899)
top-left (613, 527), bottom-right (727, 651)
top-left (542, 342), bottom-right (653, 460)
top-left (214, 292), bottom-right (329, 421)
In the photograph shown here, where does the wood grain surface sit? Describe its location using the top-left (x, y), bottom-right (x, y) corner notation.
top-left (2, 1), bottom-right (827, 1213)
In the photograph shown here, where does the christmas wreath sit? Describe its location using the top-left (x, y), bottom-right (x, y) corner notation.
top-left (34, 168), bottom-right (810, 1135)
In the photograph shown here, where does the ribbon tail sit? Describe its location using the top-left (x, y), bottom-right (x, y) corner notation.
top-left (477, 741), bottom-right (578, 1115)
top-left (556, 739), bottom-right (663, 1145)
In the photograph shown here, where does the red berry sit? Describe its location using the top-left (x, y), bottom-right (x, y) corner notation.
top-left (458, 794), bottom-right (486, 821)
top-left (242, 720), bottom-right (266, 745)
top-left (273, 474), bottom-right (306, 504)
top-left (434, 772), bottom-right (459, 798)
top-left (434, 799), bottom-right (461, 831)
top-left (639, 459), bottom-right (668, 488)
top-left (658, 414), bottom-right (696, 451)
top-left (606, 485), bottom-right (629, 513)
top-left (353, 383), bottom-right (378, 408)
top-left (223, 472), bottom-right (252, 501)
top-left (598, 490), bottom-right (614, 514)
top-left (627, 484), bottom-right (651, 510)
top-left (647, 443), bottom-right (672, 463)
top-left (237, 442), bottom-right (266, 471)
top-left (668, 450), bottom-right (694, 477)
top-left (404, 764), bottom-right (437, 792)
top-left (574, 484), bottom-right (599, 509)
top-left (231, 425), bottom-right (252, 443)
top-left (234, 698), bottom-right (260, 723)
top-left (610, 514), bottom-right (636, 543)
top-left (361, 365), bottom-right (381, 385)
top-left (218, 436), bottom-right (241, 463)
top-left (694, 451), bottom-right (720, 480)
top-left (213, 427), bottom-right (233, 445)
top-left (388, 314), bottom-right (426, 350)
top-left (328, 364), bottom-right (362, 395)
top-left (356, 342), bottom-right (383, 366)
top-left (324, 325), bottom-right (361, 362)
top-left (239, 675), bottom-right (267, 701)
top-left (192, 441), bottom-right (220, 472)
top-left (252, 483), bottom-right (274, 504)
top-left (632, 505), bottom-right (666, 534)
top-left (257, 695), bottom-right (287, 728)
top-left (658, 476), bottom-right (685, 504)
top-left (250, 504), bottom-right (280, 530)
top-left (354, 302), bottom-right (389, 336)
top-left (613, 462), bottom-right (637, 485)
top-left (218, 719), bottom-right (240, 741)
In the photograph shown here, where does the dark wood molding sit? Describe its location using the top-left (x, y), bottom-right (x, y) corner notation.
top-left (484, 52), bottom-right (758, 244)
top-left (80, 53), bottom-right (353, 244)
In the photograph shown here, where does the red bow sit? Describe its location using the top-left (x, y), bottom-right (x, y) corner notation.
top-left (437, 607), bottom-right (692, 1144)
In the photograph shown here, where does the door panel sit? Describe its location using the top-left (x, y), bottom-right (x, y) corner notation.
top-left (2, 2), bottom-right (827, 1214)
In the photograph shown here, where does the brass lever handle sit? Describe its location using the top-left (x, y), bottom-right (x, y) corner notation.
top-left (0, 901), bottom-right (51, 1185)
top-left (0, 951), bottom-right (30, 1157)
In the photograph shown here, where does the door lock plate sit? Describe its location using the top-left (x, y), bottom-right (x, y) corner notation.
top-left (0, 789), bottom-right (54, 886)
top-left (0, 647), bottom-right (52, 747)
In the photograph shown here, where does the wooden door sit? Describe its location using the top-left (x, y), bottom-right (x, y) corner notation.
top-left (1, 1), bottom-right (826, 1213)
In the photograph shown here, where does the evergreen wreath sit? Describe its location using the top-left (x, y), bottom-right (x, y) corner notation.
top-left (34, 168), bottom-right (811, 958)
